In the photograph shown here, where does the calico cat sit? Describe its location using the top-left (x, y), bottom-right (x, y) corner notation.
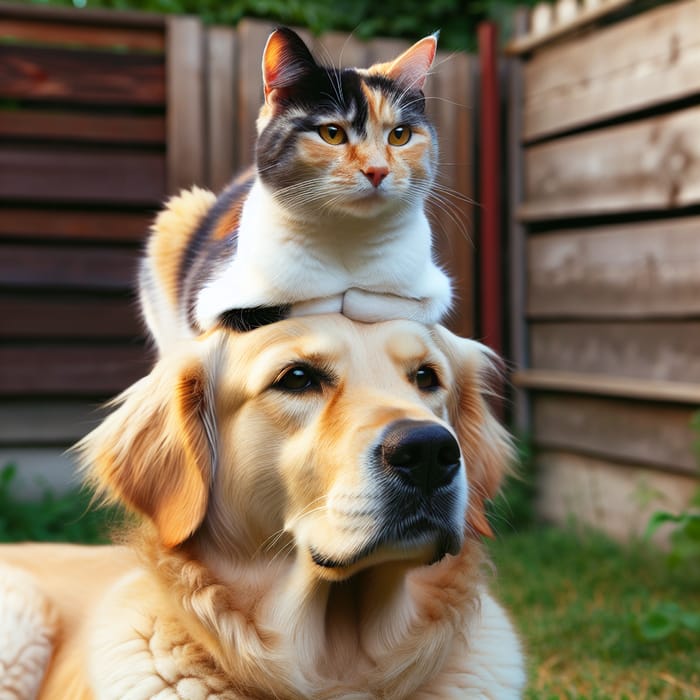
top-left (140, 27), bottom-right (452, 352)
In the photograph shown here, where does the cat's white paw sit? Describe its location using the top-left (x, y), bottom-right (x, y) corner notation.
top-left (342, 289), bottom-right (447, 324)
top-left (290, 295), bottom-right (344, 317)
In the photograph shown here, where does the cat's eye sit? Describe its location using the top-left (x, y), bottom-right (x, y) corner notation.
top-left (414, 365), bottom-right (440, 391)
top-left (318, 124), bottom-right (348, 145)
top-left (388, 126), bottom-right (412, 146)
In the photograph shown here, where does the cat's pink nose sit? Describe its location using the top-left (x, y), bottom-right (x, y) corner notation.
top-left (362, 167), bottom-right (389, 188)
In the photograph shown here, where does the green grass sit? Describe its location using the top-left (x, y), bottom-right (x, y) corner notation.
top-left (488, 527), bottom-right (700, 700)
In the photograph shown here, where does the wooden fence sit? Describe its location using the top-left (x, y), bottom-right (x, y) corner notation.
top-left (0, 3), bottom-right (476, 493)
top-left (508, 0), bottom-right (700, 537)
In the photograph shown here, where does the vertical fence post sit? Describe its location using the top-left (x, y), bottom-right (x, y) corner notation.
top-left (166, 15), bottom-right (206, 194)
top-left (478, 22), bottom-right (502, 356)
top-left (507, 8), bottom-right (531, 434)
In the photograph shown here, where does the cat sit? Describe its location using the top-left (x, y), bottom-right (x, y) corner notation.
top-left (140, 26), bottom-right (452, 352)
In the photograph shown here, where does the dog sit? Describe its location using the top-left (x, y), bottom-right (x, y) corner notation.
top-left (0, 316), bottom-right (525, 699)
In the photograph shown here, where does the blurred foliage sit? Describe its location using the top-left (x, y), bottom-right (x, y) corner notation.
top-left (635, 489), bottom-right (700, 643)
top-left (488, 435), bottom-right (538, 535)
top-left (0, 463), bottom-right (124, 544)
top-left (24, 0), bottom-right (541, 50)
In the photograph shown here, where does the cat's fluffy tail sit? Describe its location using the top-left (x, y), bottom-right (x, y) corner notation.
top-left (140, 187), bottom-right (217, 355)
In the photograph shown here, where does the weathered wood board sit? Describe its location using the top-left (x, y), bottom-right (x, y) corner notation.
top-left (530, 321), bottom-right (700, 384)
top-left (533, 394), bottom-right (699, 474)
top-left (527, 218), bottom-right (700, 318)
top-left (520, 106), bottom-right (700, 219)
top-left (0, 44), bottom-right (165, 105)
top-left (523, 0), bottom-right (700, 140)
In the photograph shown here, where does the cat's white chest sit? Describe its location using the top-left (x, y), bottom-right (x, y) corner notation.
top-left (195, 180), bottom-right (451, 328)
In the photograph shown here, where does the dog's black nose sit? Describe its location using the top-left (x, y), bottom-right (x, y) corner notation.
top-left (380, 420), bottom-right (461, 495)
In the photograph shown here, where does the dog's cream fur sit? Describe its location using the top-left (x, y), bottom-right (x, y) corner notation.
top-left (0, 317), bottom-right (524, 699)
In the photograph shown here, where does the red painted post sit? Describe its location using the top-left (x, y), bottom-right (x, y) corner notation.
top-left (478, 22), bottom-right (502, 356)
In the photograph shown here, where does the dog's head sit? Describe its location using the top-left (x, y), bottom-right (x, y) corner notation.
top-left (79, 316), bottom-right (511, 581)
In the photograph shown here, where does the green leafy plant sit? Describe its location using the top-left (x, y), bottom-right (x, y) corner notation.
top-left (635, 424), bottom-right (700, 644)
top-left (0, 463), bottom-right (123, 544)
top-left (635, 601), bottom-right (700, 643)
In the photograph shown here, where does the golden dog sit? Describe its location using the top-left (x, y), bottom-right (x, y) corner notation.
top-left (0, 316), bottom-right (525, 699)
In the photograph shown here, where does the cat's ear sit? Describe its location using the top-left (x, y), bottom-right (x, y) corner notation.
top-left (262, 27), bottom-right (317, 104)
top-left (385, 33), bottom-right (438, 91)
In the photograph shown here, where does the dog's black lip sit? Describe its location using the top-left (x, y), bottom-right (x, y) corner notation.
top-left (310, 541), bottom-right (379, 569)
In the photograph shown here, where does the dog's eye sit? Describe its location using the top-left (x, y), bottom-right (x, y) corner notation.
top-left (273, 365), bottom-right (322, 393)
top-left (414, 365), bottom-right (440, 391)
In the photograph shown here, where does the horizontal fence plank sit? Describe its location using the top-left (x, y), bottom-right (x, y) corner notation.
top-left (533, 394), bottom-right (699, 474)
top-left (0, 44), bottom-right (165, 105)
top-left (0, 244), bottom-right (138, 290)
top-left (1, 17), bottom-right (165, 52)
top-left (530, 321), bottom-right (700, 384)
top-left (0, 295), bottom-right (142, 339)
top-left (0, 345), bottom-right (152, 396)
top-left (522, 0), bottom-right (700, 140)
top-left (0, 208), bottom-right (151, 242)
top-left (0, 399), bottom-right (105, 444)
top-left (527, 218), bottom-right (700, 318)
top-left (0, 109), bottom-right (165, 144)
top-left (536, 450), bottom-right (698, 540)
top-left (0, 3), bottom-right (166, 29)
top-left (520, 106), bottom-right (700, 219)
top-left (512, 369), bottom-right (700, 405)
top-left (0, 145), bottom-right (166, 205)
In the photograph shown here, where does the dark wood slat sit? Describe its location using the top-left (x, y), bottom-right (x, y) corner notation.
top-left (0, 399), bottom-right (105, 444)
top-left (0, 145), bottom-right (166, 206)
top-left (0, 295), bottom-right (142, 339)
top-left (0, 45), bottom-right (165, 106)
top-left (0, 345), bottom-right (152, 396)
top-left (0, 244), bottom-right (139, 290)
top-left (0, 2), bottom-right (166, 28)
top-left (1, 17), bottom-right (165, 52)
top-left (0, 110), bottom-right (165, 144)
top-left (0, 208), bottom-right (151, 242)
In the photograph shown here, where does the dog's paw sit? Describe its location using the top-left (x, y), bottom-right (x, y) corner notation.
top-left (0, 564), bottom-right (57, 700)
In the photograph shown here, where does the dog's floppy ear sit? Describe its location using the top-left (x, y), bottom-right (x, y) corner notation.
top-left (432, 326), bottom-right (514, 538)
top-left (76, 346), bottom-right (216, 547)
